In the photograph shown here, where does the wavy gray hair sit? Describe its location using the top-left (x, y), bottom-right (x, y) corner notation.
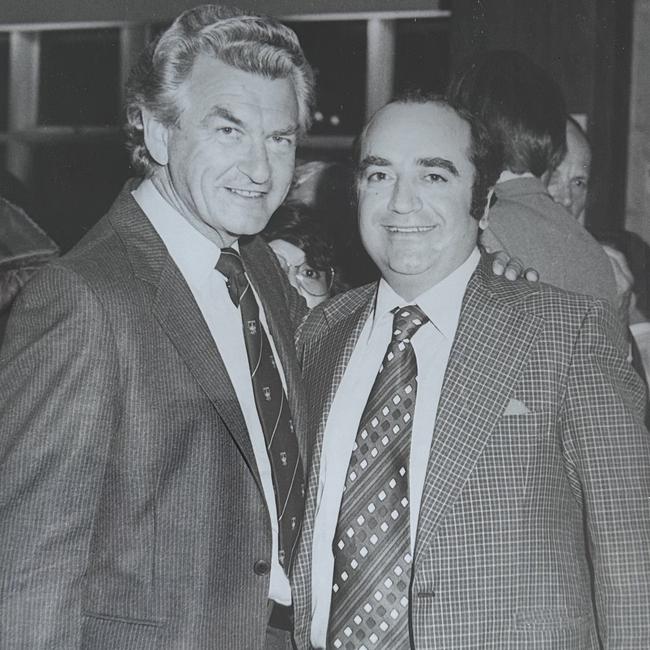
top-left (124, 4), bottom-right (315, 176)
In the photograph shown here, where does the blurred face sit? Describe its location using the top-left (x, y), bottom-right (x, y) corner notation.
top-left (268, 239), bottom-right (330, 308)
top-left (546, 121), bottom-right (591, 222)
top-left (357, 102), bottom-right (480, 300)
top-left (146, 56), bottom-right (299, 247)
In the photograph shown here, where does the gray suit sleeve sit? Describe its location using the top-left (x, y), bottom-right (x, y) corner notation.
top-left (561, 298), bottom-right (650, 648)
top-left (0, 266), bottom-right (120, 648)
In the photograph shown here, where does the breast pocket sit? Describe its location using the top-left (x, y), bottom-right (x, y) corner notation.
top-left (477, 409), bottom-right (557, 501)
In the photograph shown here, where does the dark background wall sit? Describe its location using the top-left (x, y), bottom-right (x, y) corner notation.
top-left (0, 0), bottom-right (634, 251)
top-left (449, 0), bottom-right (633, 235)
top-left (0, 0), bottom-right (449, 25)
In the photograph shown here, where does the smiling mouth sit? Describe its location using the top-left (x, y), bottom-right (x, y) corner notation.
top-left (226, 188), bottom-right (266, 199)
top-left (384, 225), bottom-right (436, 233)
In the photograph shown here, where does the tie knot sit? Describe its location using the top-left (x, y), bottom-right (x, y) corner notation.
top-left (391, 305), bottom-right (429, 343)
top-left (215, 247), bottom-right (247, 306)
top-left (215, 247), bottom-right (245, 280)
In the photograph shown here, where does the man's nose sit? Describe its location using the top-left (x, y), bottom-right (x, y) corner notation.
top-left (237, 141), bottom-right (271, 185)
top-left (388, 178), bottom-right (422, 214)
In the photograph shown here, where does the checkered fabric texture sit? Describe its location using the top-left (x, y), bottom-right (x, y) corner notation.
top-left (216, 247), bottom-right (304, 571)
top-left (328, 306), bottom-right (428, 649)
top-left (290, 253), bottom-right (650, 650)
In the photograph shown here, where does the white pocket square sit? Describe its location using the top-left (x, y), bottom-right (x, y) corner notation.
top-left (503, 398), bottom-right (531, 416)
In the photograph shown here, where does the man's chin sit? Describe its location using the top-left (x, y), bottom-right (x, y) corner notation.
top-left (220, 211), bottom-right (274, 238)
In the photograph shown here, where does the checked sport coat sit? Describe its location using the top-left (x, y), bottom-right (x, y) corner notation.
top-left (0, 182), bottom-right (309, 649)
top-left (291, 253), bottom-right (650, 649)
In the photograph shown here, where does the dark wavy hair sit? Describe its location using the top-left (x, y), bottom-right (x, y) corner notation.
top-left (262, 200), bottom-right (349, 294)
top-left (352, 91), bottom-right (503, 221)
top-left (124, 4), bottom-right (315, 176)
top-left (447, 50), bottom-right (567, 177)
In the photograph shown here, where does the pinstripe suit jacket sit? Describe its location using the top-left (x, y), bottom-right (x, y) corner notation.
top-left (0, 184), bottom-right (309, 649)
top-left (291, 254), bottom-right (650, 649)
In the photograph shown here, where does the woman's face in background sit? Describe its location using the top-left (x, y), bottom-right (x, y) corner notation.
top-left (268, 239), bottom-right (330, 308)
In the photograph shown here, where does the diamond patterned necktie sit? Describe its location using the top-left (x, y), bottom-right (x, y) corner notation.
top-left (215, 247), bottom-right (305, 573)
top-left (328, 305), bottom-right (429, 650)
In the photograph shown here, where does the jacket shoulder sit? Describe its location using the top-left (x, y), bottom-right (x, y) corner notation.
top-left (298, 284), bottom-right (375, 344)
top-left (478, 258), bottom-right (625, 347)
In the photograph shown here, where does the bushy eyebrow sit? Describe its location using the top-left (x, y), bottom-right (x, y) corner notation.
top-left (270, 125), bottom-right (299, 137)
top-left (201, 104), bottom-right (298, 137)
top-left (359, 155), bottom-right (391, 173)
top-left (359, 155), bottom-right (460, 177)
top-left (201, 105), bottom-right (245, 128)
top-left (418, 157), bottom-right (459, 177)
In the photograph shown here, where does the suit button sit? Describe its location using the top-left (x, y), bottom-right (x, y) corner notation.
top-left (254, 560), bottom-right (271, 575)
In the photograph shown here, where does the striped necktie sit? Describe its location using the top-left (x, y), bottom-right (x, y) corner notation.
top-left (328, 305), bottom-right (429, 649)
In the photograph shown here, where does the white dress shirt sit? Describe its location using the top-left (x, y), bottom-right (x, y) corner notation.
top-left (132, 179), bottom-right (292, 605)
top-left (310, 248), bottom-right (480, 648)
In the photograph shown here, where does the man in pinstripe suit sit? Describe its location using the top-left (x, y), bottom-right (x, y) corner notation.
top-left (291, 94), bottom-right (650, 649)
top-left (0, 7), bottom-right (313, 649)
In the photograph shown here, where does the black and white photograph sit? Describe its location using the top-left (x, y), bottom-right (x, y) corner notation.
top-left (0, 1), bottom-right (648, 648)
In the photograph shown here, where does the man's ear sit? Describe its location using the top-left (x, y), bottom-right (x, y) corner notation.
top-left (479, 187), bottom-right (494, 230)
top-left (142, 109), bottom-right (170, 166)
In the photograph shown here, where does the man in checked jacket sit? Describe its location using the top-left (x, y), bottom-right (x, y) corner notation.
top-left (290, 93), bottom-right (650, 649)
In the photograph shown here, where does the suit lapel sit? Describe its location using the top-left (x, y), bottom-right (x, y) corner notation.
top-left (414, 261), bottom-right (543, 560)
top-left (109, 188), bottom-right (262, 491)
top-left (312, 287), bottom-right (376, 458)
top-left (300, 287), bottom-right (376, 520)
top-left (151, 259), bottom-right (261, 483)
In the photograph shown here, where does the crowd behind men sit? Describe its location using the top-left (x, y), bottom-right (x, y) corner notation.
top-left (0, 5), bottom-right (648, 650)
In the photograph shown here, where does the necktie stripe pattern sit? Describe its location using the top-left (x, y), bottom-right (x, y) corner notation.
top-left (216, 247), bottom-right (305, 572)
top-left (328, 305), bottom-right (428, 650)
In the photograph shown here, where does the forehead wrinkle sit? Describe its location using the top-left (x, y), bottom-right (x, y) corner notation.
top-left (200, 105), bottom-right (245, 129)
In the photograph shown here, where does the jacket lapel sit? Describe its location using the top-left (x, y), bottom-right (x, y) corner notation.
top-left (311, 286), bottom-right (377, 463)
top-left (414, 260), bottom-right (543, 560)
top-left (109, 188), bottom-right (262, 491)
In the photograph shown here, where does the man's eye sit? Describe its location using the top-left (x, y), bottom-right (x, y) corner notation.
top-left (572, 178), bottom-right (587, 188)
top-left (424, 172), bottom-right (446, 183)
top-left (271, 135), bottom-right (294, 146)
top-left (367, 171), bottom-right (388, 182)
top-left (217, 126), bottom-right (238, 137)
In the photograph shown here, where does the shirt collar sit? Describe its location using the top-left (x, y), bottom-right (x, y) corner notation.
top-left (372, 247), bottom-right (480, 340)
top-left (132, 178), bottom-right (236, 283)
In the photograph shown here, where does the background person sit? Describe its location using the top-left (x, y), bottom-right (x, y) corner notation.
top-left (546, 116), bottom-right (650, 388)
top-left (289, 160), bottom-right (378, 289)
top-left (546, 116), bottom-right (591, 224)
top-left (262, 200), bottom-right (342, 308)
top-left (448, 49), bottom-right (618, 307)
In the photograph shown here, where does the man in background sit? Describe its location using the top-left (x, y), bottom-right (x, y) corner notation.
top-left (448, 50), bottom-right (618, 307)
top-left (546, 116), bottom-right (650, 392)
top-left (291, 94), bottom-right (650, 649)
top-left (0, 6), bottom-right (312, 648)
top-left (547, 116), bottom-right (591, 224)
